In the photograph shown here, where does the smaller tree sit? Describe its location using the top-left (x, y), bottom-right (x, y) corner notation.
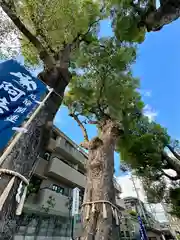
top-left (119, 115), bottom-right (180, 219)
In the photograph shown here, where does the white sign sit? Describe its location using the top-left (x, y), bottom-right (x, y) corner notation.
top-left (72, 187), bottom-right (80, 216)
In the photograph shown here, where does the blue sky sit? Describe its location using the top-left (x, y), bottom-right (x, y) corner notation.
top-left (55, 18), bottom-right (180, 177)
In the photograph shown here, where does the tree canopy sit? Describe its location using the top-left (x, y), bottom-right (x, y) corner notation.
top-left (18, 0), bottom-right (102, 65)
top-left (1, 0), bottom-right (180, 67)
top-left (0, 0), bottom-right (102, 65)
top-left (119, 115), bottom-right (180, 218)
top-left (64, 37), bottom-right (143, 137)
top-left (64, 35), bottom-right (180, 219)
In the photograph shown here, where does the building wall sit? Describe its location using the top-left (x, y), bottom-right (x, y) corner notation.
top-left (19, 126), bottom-right (88, 239)
top-left (15, 213), bottom-right (72, 240)
top-left (20, 126), bottom-right (138, 239)
top-left (147, 231), bottom-right (161, 240)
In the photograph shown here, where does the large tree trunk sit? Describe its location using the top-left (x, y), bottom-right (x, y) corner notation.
top-left (0, 2), bottom-right (82, 239)
top-left (81, 120), bottom-right (121, 240)
top-left (0, 66), bottom-right (71, 239)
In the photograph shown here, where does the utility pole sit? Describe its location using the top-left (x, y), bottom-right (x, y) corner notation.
top-left (131, 173), bottom-right (149, 225)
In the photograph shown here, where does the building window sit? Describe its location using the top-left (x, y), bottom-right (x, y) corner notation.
top-left (120, 231), bottom-right (125, 237)
top-left (52, 184), bottom-right (64, 195)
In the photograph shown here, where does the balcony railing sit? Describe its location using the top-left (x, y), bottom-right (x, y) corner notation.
top-left (55, 136), bottom-right (87, 166)
top-left (47, 157), bottom-right (86, 188)
top-left (24, 188), bottom-right (70, 217)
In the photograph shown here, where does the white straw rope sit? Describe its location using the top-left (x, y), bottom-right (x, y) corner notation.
top-left (0, 169), bottom-right (29, 185)
top-left (82, 200), bottom-right (121, 213)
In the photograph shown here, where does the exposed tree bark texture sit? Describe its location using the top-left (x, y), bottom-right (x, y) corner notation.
top-left (144, 0), bottom-right (180, 32)
top-left (162, 150), bottom-right (180, 176)
top-left (69, 113), bottom-right (89, 150)
top-left (81, 120), bottom-right (121, 240)
top-left (166, 144), bottom-right (180, 161)
top-left (0, 68), bottom-right (70, 239)
top-left (0, 1), bottom-right (83, 238)
top-left (162, 170), bottom-right (180, 181)
top-left (0, 9), bottom-right (73, 235)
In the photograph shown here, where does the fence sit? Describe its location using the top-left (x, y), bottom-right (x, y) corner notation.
top-left (14, 213), bottom-right (72, 240)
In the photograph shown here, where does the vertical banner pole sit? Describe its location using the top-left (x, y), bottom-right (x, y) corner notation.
top-left (0, 89), bottom-right (53, 166)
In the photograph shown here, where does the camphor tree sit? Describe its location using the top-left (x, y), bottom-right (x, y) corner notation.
top-left (64, 37), bottom-right (144, 240)
top-left (0, 0), bottom-right (104, 237)
top-left (0, 0), bottom-right (150, 237)
top-left (0, 0), bottom-right (179, 238)
top-left (119, 115), bottom-right (180, 219)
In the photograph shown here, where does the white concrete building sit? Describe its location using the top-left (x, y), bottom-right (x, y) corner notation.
top-left (117, 173), bottom-right (168, 223)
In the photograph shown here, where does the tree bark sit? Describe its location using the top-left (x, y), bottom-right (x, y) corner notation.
top-left (0, 3), bottom-right (77, 238)
top-left (0, 1), bottom-right (96, 239)
top-left (81, 120), bottom-right (121, 240)
top-left (0, 63), bottom-right (71, 239)
top-left (162, 150), bottom-right (180, 176)
top-left (144, 0), bottom-right (180, 32)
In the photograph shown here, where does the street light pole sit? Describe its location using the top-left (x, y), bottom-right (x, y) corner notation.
top-left (131, 174), bottom-right (149, 225)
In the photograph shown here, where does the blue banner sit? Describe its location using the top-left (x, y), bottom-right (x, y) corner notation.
top-left (0, 59), bottom-right (47, 151)
top-left (138, 216), bottom-right (148, 240)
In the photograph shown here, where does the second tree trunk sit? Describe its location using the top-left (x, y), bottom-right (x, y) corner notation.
top-left (81, 120), bottom-right (121, 240)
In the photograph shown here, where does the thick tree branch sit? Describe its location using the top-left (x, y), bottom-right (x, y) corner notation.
top-left (88, 120), bottom-right (98, 125)
top-left (143, 0), bottom-right (180, 32)
top-left (162, 170), bottom-right (180, 181)
top-left (162, 151), bottom-right (180, 176)
top-left (69, 113), bottom-right (89, 149)
top-left (166, 144), bottom-right (180, 161)
top-left (30, 12), bottom-right (56, 55)
top-left (78, 4), bottom-right (105, 43)
top-left (0, 0), bottom-right (54, 67)
top-left (97, 73), bottom-right (111, 120)
top-left (81, 18), bottom-right (100, 40)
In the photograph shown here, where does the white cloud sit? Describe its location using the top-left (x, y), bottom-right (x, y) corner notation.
top-left (117, 174), bottom-right (146, 201)
top-left (137, 89), bottom-right (152, 98)
top-left (144, 91), bottom-right (152, 97)
top-left (143, 104), bottom-right (158, 122)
